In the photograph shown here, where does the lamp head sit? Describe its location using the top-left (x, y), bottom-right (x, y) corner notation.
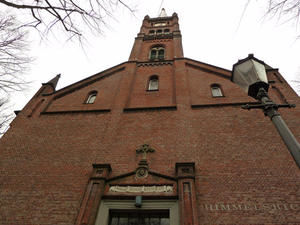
top-left (232, 54), bottom-right (269, 99)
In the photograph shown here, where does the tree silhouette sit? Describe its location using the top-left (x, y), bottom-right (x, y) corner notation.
top-left (0, 0), bottom-right (134, 41)
top-left (0, 1), bottom-right (133, 134)
top-left (0, 14), bottom-right (31, 134)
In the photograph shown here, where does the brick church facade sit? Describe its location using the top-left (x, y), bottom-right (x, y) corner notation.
top-left (0, 10), bottom-right (299, 225)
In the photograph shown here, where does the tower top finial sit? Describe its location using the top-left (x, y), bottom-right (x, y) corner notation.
top-left (158, 8), bottom-right (167, 17)
top-left (43, 74), bottom-right (61, 90)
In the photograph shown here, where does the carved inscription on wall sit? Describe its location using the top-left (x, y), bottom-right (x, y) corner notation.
top-left (201, 203), bottom-right (299, 212)
top-left (109, 185), bottom-right (173, 193)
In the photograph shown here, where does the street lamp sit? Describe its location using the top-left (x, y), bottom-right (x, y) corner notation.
top-left (232, 54), bottom-right (300, 168)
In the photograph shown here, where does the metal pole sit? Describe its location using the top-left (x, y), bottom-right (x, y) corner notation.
top-left (257, 89), bottom-right (300, 168)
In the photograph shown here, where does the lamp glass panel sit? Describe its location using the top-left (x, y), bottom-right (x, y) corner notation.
top-left (253, 60), bottom-right (268, 83)
top-left (233, 59), bottom-right (268, 93)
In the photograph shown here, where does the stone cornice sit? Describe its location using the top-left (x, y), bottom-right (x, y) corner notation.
top-left (137, 61), bottom-right (173, 67)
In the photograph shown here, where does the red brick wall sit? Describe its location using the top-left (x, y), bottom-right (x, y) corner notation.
top-left (0, 12), bottom-right (299, 225)
top-left (0, 58), bottom-right (299, 224)
top-left (47, 70), bottom-right (123, 112)
top-left (127, 64), bottom-right (175, 108)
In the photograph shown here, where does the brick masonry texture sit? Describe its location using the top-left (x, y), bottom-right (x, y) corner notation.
top-left (0, 13), bottom-right (299, 225)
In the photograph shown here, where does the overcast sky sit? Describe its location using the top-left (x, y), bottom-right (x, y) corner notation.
top-left (11, 0), bottom-right (300, 111)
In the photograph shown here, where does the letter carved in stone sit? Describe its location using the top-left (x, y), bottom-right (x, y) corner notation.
top-left (109, 185), bottom-right (173, 193)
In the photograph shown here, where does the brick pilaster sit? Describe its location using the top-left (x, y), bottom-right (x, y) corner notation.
top-left (75, 164), bottom-right (111, 225)
top-left (176, 162), bottom-right (199, 225)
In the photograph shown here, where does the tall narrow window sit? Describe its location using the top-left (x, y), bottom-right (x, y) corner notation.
top-left (149, 30), bottom-right (155, 35)
top-left (158, 49), bottom-right (164, 59)
top-left (211, 85), bottom-right (223, 97)
top-left (150, 49), bottom-right (157, 60)
top-left (148, 76), bottom-right (159, 91)
top-left (149, 46), bottom-right (165, 60)
top-left (156, 29), bottom-right (162, 34)
top-left (86, 91), bottom-right (97, 103)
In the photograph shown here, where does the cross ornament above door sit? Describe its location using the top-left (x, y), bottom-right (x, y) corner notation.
top-left (136, 144), bottom-right (155, 160)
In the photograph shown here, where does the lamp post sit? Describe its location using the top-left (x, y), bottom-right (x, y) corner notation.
top-left (232, 54), bottom-right (300, 168)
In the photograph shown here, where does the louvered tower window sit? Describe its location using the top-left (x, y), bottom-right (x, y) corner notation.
top-left (150, 47), bottom-right (165, 60)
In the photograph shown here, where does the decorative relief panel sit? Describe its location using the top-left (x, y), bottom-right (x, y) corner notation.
top-left (135, 144), bottom-right (155, 179)
top-left (176, 162), bottom-right (195, 178)
top-left (136, 167), bottom-right (148, 178)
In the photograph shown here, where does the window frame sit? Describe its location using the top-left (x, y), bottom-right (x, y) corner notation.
top-left (150, 49), bottom-right (157, 60)
top-left (85, 91), bottom-right (98, 104)
top-left (149, 30), bottom-right (155, 35)
top-left (109, 209), bottom-right (170, 225)
top-left (156, 29), bottom-right (163, 34)
top-left (147, 75), bottom-right (159, 91)
top-left (210, 84), bottom-right (224, 97)
top-left (95, 200), bottom-right (179, 225)
top-left (149, 46), bottom-right (165, 60)
top-left (158, 49), bottom-right (165, 59)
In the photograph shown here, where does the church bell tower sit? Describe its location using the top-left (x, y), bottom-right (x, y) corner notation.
top-left (125, 9), bottom-right (184, 109)
top-left (129, 9), bottom-right (184, 61)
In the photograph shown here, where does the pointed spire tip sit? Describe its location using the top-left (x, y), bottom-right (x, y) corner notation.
top-left (43, 73), bottom-right (61, 90)
top-left (158, 8), bottom-right (168, 17)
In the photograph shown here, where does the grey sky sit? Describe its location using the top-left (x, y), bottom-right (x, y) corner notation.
top-left (11, 0), bottom-right (300, 111)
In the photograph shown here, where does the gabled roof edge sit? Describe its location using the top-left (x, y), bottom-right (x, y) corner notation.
top-left (178, 57), bottom-right (232, 73)
top-left (44, 58), bottom-right (232, 98)
top-left (46, 61), bottom-right (135, 97)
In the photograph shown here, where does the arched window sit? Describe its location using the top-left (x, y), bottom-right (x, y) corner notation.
top-left (149, 30), bottom-right (155, 35)
top-left (149, 46), bottom-right (165, 60)
top-left (150, 49), bottom-right (157, 60)
top-left (148, 75), bottom-right (159, 91)
top-left (211, 84), bottom-right (223, 97)
top-left (158, 49), bottom-right (165, 59)
top-left (86, 91), bottom-right (97, 104)
top-left (164, 29), bottom-right (170, 33)
top-left (156, 29), bottom-right (162, 34)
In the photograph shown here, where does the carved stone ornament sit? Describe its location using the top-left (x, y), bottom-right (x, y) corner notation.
top-left (136, 167), bottom-right (148, 178)
top-left (135, 144), bottom-right (156, 178)
top-left (109, 185), bottom-right (173, 193)
top-left (136, 144), bottom-right (155, 160)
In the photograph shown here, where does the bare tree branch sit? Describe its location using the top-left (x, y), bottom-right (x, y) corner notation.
top-left (263, 0), bottom-right (300, 27)
top-left (263, 1), bottom-right (300, 94)
top-left (0, 14), bottom-right (32, 135)
top-left (0, 14), bottom-right (31, 92)
top-left (0, 0), bottom-right (135, 41)
top-left (0, 1), bottom-right (134, 135)
top-left (0, 97), bottom-right (14, 135)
